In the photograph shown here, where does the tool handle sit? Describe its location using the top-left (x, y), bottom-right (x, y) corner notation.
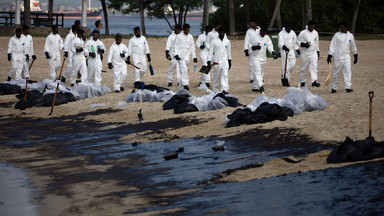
top-left (49, 82), bottom-right (60, 116)
top-left (368, 91), bottom-right (374, 137)
top-left (24, 78), bottom-right (28, 102)
top-left (283, 51), bottom-right (288, 78)
top-left (29, 59), bottom-right (35, 70)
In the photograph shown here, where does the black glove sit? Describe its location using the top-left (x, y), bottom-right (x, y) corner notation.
top-left (82, 36), bottom-right (86, 41)
top-left (120, 53), bottom-right (125, 58)
top-left (64, 52), bottom-right (68, 58)
top-left (327, 55), bottom-right (332, 63)
top-left (32, 55), bottom-right (37, 60)
top-left (228, 59), bottom-right (232, 70)
top-left (7, 53), bottom-right (11, 61)
top-left (252, 45), bottom-right (261, 50)
top-left (301, 42), bottom-right (310, 48)
top-left (108, 63), bottom-right (113, 69)
top-left (282, 45), bottom-right (290, 52)
top-left (147, 54), bottom-right (151, 62)
top-left (317, 51), bottom-right (320, 59)
top-left (26, 54), bottom-right (29, 62)
top-left (76, 48), bottom-right (83, 53)
top-left (165, 50), bottom-right (171, 60)
top-left (193, 58), bottom-right (197, 63)
top-left (207, 61), bottom-right (211, 67)
top-left (244, 49), bottom-right (249, 56)
top-left (97, 48), bottom-right (104, 54)
top-left (45, 52), bottom-right (50, 59)
top-left (296, 49), bottom-right (301, 56)
top-left (272, 51), bottom-right (277, 59)
top-left (126, 56), bottom-right (131, 65)
top-left (200, 44), bottom-right (205, 49)
top-left (174, 55), bottom-right (181, 60)
top-left (354, 54), bottom-right (358, 64)
top-left (89, 52), bottom-right (96, 58)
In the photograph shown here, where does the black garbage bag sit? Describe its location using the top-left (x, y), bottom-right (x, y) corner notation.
top-left (226, 102), bottom-right (294, 127)
top-left (174, 103), bottom-right (198, 114)
top-left (0, 83), bottom-right (22, 95)
top-left (163, 94), bottom-right (190, 110)
top-left (327, 137), bottom-right (384, 163)
top-left (213, 93), bottom-right (243, 107)
top-left (143, 84), bottom-right (170, 93)
top-left (43, 92), bottom-right (77, 106)
top-left (15, 90), bottom-right (46, 109)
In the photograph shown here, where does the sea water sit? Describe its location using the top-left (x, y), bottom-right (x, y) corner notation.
top-left (0, 163), bottom-right (40, 216)
top-left (65, 15), bottom-right (203, 36)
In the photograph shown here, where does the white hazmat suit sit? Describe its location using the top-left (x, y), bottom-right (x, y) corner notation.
top-left (297, 27), bottom-right (320, 84)
top-left (7, 35), bottom-right (27, 80)
top-left (85, 38), bottom-right (106, 85)
top-left (127, 36), bottom-right (150, 83)
top-left (62, 31), bottom-right (76, 81)
top-left (70, 37), bottom-right (87, 84)
top-left (244, 27), bottom-right (260, 82)
top-left (248, 33), bottom-right (274, 90)
top-left (44, 32), bottom-right (63, 81)
top-left (173, 32), bottom-right (196, 87)
top-left (165, 31), bottom-right (179, 84)
top-left (21, 34), bottom-right (34, 79)
top-left (196, 31), bottom-right (211, 85)
top-left (208, 37), bottom-right (231, 92)
top-left (328, 31), bottom-right (357, 90)
top-left (278, 28), bottom-right (299, 80)
top-left (107, 42), bottom-right (128, 91)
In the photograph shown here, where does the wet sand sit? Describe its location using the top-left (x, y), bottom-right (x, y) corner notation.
top-left (1, 36), bottom-right (384, 215)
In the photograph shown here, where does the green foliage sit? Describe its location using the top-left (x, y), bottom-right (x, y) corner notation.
top-left (210, 0), bottom-right (384, 34)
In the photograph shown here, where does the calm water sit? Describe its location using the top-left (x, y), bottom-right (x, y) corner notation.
top-left (64, 15), bottom-right (203, 36)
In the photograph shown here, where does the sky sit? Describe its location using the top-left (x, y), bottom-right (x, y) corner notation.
top-left (2, 0), bottom-right (102, 10)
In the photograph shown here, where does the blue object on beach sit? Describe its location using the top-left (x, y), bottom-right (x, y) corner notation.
top-left (149, 64), bottom-right (154, 76)
top-left (140, 82), bottom-right (145, 90)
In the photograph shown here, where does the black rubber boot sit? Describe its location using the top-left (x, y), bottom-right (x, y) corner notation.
top-left (7, 76), bottom-right (11, 81)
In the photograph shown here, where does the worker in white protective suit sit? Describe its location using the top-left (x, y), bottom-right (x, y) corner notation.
top-left (61, 25), bottom-right (77, 83)
top-left (21, 25), bottom-right (36, 80)
top-left (70, 28), bottom-right (87, 85)
top-left (248, 26), bottom-right (277, 93)
top-left (297, 20), bottom-right (321, 87)
top-left (107, 35), bottom-right (128, 93)
top-left (126, 27), bottom-right (151, 89)
top-left (173, 23), bottom-right (197, 91)
top-left (85, 30), bottom-right (105, 85)
top-left (165, 24), bottom-right (182, 87)
top-left (196, 25), bottom-right (212, 88)
top-left (278, 22), bottom-right (300, 83)
top-left (244, 19), bottom-right (260, 84)
top-left (7, 28), bottom-right (28, 81)
top-left (207, 27), bottom-right (232, 94)
top-left (327, 21), bottom-right (358, 93)
top-left (44, 25), bottom-right (63, 81)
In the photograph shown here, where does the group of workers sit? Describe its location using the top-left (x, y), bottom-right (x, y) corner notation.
top-left (6, 19), bottom-right (358, 94)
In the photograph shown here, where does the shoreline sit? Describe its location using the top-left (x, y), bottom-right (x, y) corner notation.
top-left (1, 37), bottom-right (383, 215)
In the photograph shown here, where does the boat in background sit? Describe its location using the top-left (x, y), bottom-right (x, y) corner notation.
top-left (56, 8), bottom-right (102, 19)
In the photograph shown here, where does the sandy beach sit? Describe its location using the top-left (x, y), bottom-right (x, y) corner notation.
top-left (1, 35), bottom-right (384, 215)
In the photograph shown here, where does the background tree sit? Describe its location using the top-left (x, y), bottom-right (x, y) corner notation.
top-left (228, 0), bottom-right (235, 34)
top-left (108, 0), bottom-right (152, 35)
top-left (202, 0), bottom-right (210, 30)
top-left (24, 0), bottom-right (31, 28)
top-left (100, 0), bottom-right (110, 35)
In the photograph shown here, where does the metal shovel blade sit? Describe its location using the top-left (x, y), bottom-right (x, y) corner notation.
top-left (138, 109), bottom-right (143, 121)
top-left (281, 78), bottom-right (290, 86)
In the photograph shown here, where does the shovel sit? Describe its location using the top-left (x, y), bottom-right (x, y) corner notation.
top-left (324, 62), bottom-right (332, 86)
top-left (49, 57), bottom-right (66, 116)
top-left (366, 91), bottom-right (375, 141)
top-left (281, 51), bottom-right (290, 86)
top-left (138, 82), bottom-right (145, 121)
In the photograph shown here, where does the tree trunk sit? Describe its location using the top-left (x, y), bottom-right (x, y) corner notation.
top-left (202, 0), bottom-right (210, 30)
top-left (24, 0), bottom-right (31, 27)
top-left (268, 0), bottom-right (282, 28)
top-left (300, 0), bottom-right (305, 28)
top-left (228, 0), bottom-right (235, 34)
top-left (351, 0), bottom-right (362, 33)
top-left (100, 0), bottom-right (109, 35)
top-left (244, 0), bottom-right (250, 28)
top-left (48, 0), bottom-right (53, 21)
top-left (275, 0), bottom-right (282, 28)
top-left (139, 0), bottom-right (146, 36)
top-left (305, 0), bottom-right (312, 23)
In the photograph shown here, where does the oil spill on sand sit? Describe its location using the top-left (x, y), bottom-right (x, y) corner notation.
top-left (0, 111), bottom-right (383, 215)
